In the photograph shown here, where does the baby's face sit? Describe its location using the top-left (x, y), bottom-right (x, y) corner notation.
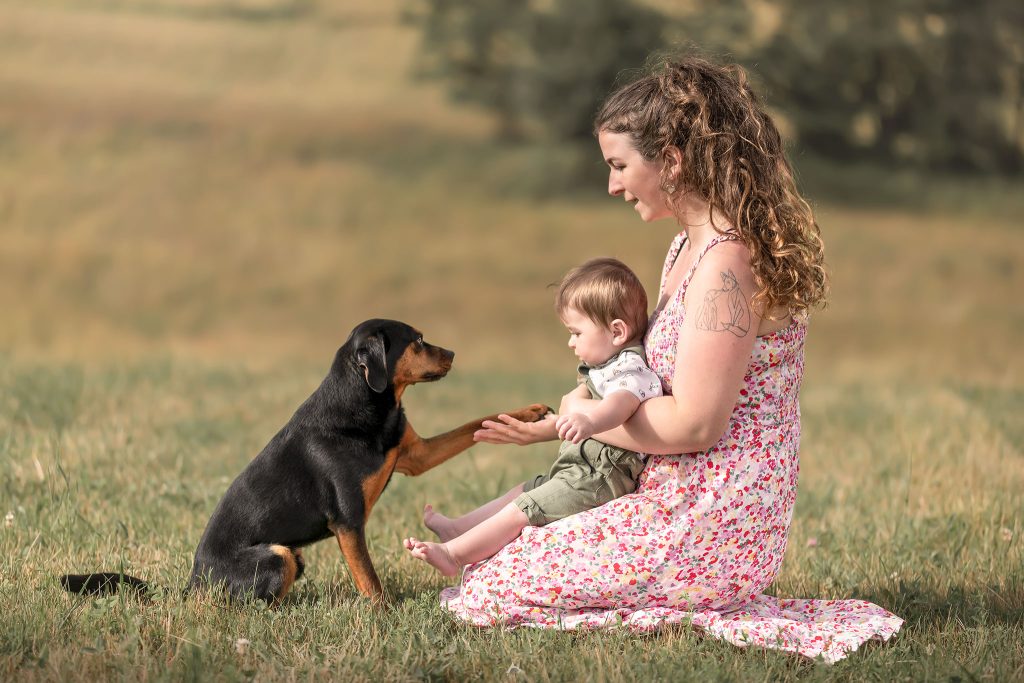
top-left (560, 308), bottom-right (619, 366)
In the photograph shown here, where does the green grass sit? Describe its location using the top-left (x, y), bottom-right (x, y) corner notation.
top-left (1, 0), bottom-right (1022, 680)
top-left (2, 361), bottom-right (1022, 680)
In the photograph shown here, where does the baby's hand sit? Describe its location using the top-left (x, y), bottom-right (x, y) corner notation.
top-left (556, 413), bottom-right (596, 444)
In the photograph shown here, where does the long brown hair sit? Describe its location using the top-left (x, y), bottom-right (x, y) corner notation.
top-left (594, 55), bottom-right (828, 317)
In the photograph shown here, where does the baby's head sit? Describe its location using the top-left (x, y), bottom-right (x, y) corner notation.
top-left (555, 257), bottom-right (648, 366)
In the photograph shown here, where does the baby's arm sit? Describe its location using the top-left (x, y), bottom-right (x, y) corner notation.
top-left (556, 391), bottom-right (641, 444)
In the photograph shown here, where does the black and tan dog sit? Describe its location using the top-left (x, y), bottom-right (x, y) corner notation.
top-left (60, 319), bottom-right (548, 604)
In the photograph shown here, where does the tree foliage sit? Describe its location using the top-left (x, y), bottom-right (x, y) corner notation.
top-left (408, 0), bottom-right (667, 142)
top-left (743, 0), bottom-right (1024, 173)
top-left (410, 0), bottom-right (1024, 174)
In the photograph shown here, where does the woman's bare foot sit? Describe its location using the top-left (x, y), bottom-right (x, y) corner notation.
top-left (422, 504), bottom-right (458, 542)
top-left (403, 537), bottom-right (461, 577)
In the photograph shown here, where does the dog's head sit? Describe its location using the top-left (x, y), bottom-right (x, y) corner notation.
top-left (343, 319), bottom-right (454, 395)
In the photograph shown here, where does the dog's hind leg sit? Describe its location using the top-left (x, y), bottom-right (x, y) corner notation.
top-left (328, 524), bottom-right (383, 603)
top-left (268, 545), bottom-right (300, 603)
top-left (219, 545), bottom-right (300, 604)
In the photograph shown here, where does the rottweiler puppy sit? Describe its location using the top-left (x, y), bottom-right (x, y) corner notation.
top-left (60, 319), bottom-right (549, 604)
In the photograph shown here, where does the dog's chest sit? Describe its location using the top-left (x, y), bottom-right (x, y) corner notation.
top-left (378, 407), bottom-right (406, 452)
top-left (355, 407), bottom-right (406, 521)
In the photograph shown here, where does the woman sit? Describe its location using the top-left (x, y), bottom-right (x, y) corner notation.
top-left (441, 56), bottom-right (902, 662)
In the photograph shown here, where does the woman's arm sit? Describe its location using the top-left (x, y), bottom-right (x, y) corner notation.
top-left (592, 242), bottom-right (763, 455)
top-left (475, 242), bottom-right (763, 452)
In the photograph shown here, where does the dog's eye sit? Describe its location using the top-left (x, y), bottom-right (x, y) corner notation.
top-left (415, 336), bottom-right (424, 347)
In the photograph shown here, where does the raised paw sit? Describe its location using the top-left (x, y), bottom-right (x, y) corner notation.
top-left (506, 403), bottom-right (553, 424)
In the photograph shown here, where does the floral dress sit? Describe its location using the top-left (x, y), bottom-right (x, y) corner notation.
top-left (440, 233), bottom-right (902, 662)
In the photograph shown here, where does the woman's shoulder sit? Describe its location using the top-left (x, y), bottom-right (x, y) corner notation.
top-left (688, 237), bottom-right (756, 289)
top-left (709, 233), bottom-right (751, 257)
top-left (687, 238), bottom-right (794, 331)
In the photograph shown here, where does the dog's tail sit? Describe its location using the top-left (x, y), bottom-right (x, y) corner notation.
top-left (59, 572), bottom-right (150, 597)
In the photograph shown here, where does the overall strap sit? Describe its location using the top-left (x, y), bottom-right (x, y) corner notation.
top-left (679, 233), bottom-right (742, 298)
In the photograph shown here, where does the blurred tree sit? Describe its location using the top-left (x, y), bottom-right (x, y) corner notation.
top-left (408, 0), bottom-right (532, 141)
top-left (410, 0), bottom-right (1023, 175)
top-left (407, 0), bottom-right (669, 143)
top-left (744, 0), bottom-right (1024, 173)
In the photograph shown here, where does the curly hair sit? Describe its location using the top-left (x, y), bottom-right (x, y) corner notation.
top-left (593, 55), bottom-right (828, 318)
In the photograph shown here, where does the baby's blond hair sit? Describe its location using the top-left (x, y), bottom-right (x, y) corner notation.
top-left (555, 258), bottom-right (648, 339)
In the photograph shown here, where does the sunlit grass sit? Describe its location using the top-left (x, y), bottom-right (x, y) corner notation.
top-left (2, 359), bottom-right (1021, 680)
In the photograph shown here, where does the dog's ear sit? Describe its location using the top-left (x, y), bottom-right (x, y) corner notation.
top-left (356, 333), bottom-right (388, 393)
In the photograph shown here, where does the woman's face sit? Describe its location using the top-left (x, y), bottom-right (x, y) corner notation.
top-left (597, 130), bottom-right (674, 222)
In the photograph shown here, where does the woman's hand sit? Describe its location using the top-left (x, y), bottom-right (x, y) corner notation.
top-left (474, 412), bottom-right (559, 446)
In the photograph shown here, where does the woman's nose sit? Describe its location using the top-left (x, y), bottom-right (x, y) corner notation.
top-left (608, 172), bottom-right (623, 196)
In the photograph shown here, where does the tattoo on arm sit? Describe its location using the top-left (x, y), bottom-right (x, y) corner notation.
top-left (695, 270), bottom-right (751, 337)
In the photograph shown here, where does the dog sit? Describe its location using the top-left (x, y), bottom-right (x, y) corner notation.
top-left (60, 319), bottom-right (549, 604)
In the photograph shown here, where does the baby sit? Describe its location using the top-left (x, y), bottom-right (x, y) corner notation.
top-left (403, 257), bottom-right (661, 576)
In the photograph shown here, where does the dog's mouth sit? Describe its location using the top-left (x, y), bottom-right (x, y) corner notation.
top-left (430, 348), bottom-right (454, 377)
top-left (419, 372), bottom-right (447, 382)
top-left (419, 363), bottom-right (452, 382)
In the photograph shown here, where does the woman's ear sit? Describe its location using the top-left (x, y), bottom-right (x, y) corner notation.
top-left (662, 146), bottom-right (683, 186)
top-left (610, 319), bottom-right (631, 346)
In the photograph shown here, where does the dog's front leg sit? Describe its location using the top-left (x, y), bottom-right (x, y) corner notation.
top-left (329, 523), bottom-right (384, 603)
top-left (394, 403), bottom-right (550, 476)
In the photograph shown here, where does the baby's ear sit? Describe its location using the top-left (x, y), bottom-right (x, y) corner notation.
top-left (610, 319), bottom-right (631, 346)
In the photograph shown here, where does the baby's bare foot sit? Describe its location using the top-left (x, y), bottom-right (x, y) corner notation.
top-left (404, 537), bottom-right (461, 577)
top-left (422, 504), bottom-right (458, 542)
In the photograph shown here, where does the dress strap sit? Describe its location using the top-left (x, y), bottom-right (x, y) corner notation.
top-left (678, 233), bottom-right (742, 298)
top-left (659, 232), bottom-right (689, 297)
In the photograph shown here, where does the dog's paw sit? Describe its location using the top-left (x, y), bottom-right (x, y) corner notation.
top-left (508, 403), bottom-right (554, 423)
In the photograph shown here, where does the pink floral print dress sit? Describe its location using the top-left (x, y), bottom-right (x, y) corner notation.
top-left (440, 233), bottom-right (902, 663)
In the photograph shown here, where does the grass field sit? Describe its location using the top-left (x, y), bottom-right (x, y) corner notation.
top-left (1, 1), bottom-right (1022, 680)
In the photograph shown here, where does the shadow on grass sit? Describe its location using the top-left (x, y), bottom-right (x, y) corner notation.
top-left (859, 578), bottom-right (1023, 628)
